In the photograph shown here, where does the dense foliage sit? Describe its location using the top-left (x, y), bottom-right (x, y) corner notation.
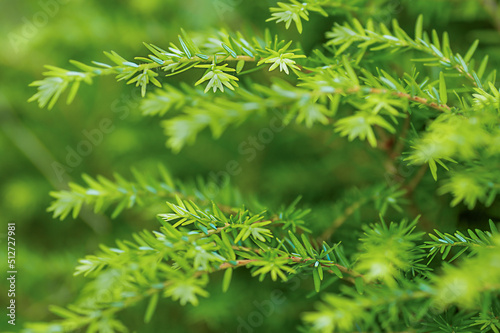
top-left (3, 0), bottom-right (500, 332)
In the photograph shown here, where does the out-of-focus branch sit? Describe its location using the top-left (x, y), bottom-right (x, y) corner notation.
top-left (481, 0), bottom-right (500, 32)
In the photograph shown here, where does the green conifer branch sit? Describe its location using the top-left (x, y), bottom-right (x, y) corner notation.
top-left (27, 199), bottom-right (357, 332)
top-left (47, 165), bottom-right (243, 220)
top-left (326, 16), bottom-right (487, 89)
top-left (424, 220), bottom-right (498, 263)
top-left (304, 232), bottom-right (500, 332)
top-left (28, 31), bottom-right (306, 109)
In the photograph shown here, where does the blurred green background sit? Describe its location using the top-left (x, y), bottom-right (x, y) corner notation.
top-left (1, 0), bottom-right (500, 332)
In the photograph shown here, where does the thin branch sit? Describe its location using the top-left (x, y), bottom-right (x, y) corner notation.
top-left (47, 54), bottom-right (258, 85)
top-left (317, 86), bottom-right (452, 113)
top-left (367, 88), bottom-right (451, 113)
top-left (232, 245), bottom-right (363, 281)
top-left (480, 0), bottom-right (500, 32)
top-left (390, 114), bottom-right (411, 159)
top-left (405, 164), bottom-right (429, 194)
top-left (317, 198), bottom-right (368, 242)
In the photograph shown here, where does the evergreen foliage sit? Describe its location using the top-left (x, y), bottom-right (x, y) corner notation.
top-left (25, 1), bottom-right (500, 332)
